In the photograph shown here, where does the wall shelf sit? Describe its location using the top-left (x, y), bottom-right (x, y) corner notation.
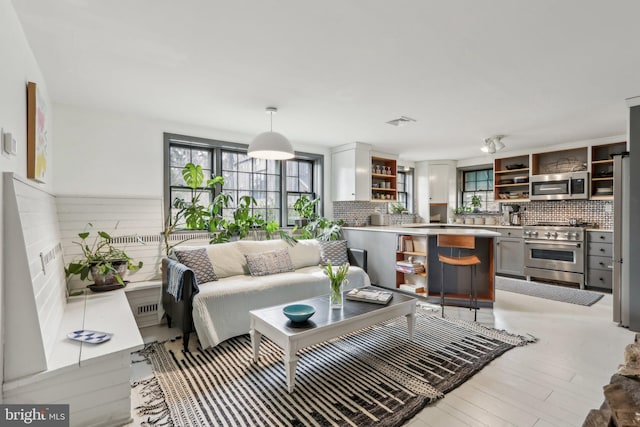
top-left (590, 141), bottom-right (625, 198)
top-left (371, 156), bottom-right (397, 201)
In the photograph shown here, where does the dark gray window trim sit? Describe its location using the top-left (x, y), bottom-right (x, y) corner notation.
top-left (163, 132), bottom-right (324, 228)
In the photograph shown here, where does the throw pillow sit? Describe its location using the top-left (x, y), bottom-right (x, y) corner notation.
top-left (318, 240), bottom-right (349, 265)
top-left (174, 248), bottom-right (218, 284)
top-left (245, 248), bottom-right (295, 277)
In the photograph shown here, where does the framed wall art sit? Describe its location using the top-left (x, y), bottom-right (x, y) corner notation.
top-left (27, 81), bottom-right (48, 182)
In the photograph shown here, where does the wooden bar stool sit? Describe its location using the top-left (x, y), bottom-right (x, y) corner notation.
top-left (437, 234), bottom-right (481, 321)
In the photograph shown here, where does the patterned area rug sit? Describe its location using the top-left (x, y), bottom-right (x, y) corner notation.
top-left (495, 276), bottom-right (604, 306)
top-left (134, 310), bottom-right (535, 427)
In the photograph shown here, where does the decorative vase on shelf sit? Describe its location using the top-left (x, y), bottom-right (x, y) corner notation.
top-left (386, 166), bottom-right (392, 175)
top-left (375, 165), bottom-right (381, 174)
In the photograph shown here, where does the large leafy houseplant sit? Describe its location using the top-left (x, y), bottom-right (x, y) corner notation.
top-left (164, 163), bottom-right (285, 252)
top-left (296, 215), bottom-right (344, 241)
top-left (65, 224), bottom-right (143, 287)
top-left (292, 195), bottom-right (319, 226)
top-left (163, 163), bottom-right (226, 253)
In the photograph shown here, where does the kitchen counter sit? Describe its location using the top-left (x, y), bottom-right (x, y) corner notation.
top-left (343, 225), bottom-right (500, 237)
top-left (401, 222), bottom-right (521, 230)
top-left (343, 226), bottom-right (497, 307)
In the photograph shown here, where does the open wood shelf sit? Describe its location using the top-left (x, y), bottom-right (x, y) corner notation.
top-left (371, 156), bottom-right (397, 201)
top-left (590, 141), bottom-right (625, 200)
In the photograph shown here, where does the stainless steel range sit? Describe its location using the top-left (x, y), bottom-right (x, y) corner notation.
top-left (523, 222), bottom-right (588, 288)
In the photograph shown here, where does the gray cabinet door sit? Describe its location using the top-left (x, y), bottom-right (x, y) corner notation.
top-left (496, 237), bottom-right (524, 276)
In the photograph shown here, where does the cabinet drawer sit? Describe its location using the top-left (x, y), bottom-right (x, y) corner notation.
top-left (588, 255), bottom-right (613, 271)
top-left (588, 231), bottom-right (613, 243)
top-left (586, 269), bottom-right (612, 290)
top-left (588, 242), bottom-right (613, 257)
top-left (497, 228), bottom-right (523, 238)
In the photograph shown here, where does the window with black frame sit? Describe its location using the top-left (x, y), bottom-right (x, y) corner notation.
top-left (461, 168), bottom-right (494, 211)
top-left (164, 133), bottom-right (322, 229)
top-left (396, 169), bottom-right (414, 212)
top-left (285, 159), bottom-right (315, 226)
top-left (221, 151), bottom-right (281, 223)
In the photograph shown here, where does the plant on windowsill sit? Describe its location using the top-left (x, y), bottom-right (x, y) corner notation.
top-left (471, 195), bottom-right (482, 213)
top-left (164, 163), bottom-right (291, 253)
top-left (163, 162), bottom-right (226, 254)
top-left (292, 195), bottom-right (320, 227)
top-left (65, 223), bottom-right (143, 293)
top-left (389, 202), bottom-right (408, 214)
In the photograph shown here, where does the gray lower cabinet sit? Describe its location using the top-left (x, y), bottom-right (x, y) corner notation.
top-left (495, 228), bottom-right (524, 277)
top-left (586, 231), bottom-right (613, 290)
top-left (342, 228), bottom-right (398, 288)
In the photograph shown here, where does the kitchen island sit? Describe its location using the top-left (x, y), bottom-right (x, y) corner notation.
top-left (343, 225), bottom-right (500, 307)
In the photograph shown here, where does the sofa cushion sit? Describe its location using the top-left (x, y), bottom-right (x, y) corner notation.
top-left (200, 242), bottom-right (246, 279)
top-left (318, 240), bottom-right (349, 265)
top-left (288, 239), bottom-right (322, 269)
top-left (244, 248), bottom-right (295, 276)
top-left (174, 247), bottom-right (218, 284)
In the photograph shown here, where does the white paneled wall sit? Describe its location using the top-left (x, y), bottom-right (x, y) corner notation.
top-left (3, 173), bottom-right (66, 380)
top-left (56, 196), bottom-right (165, 289)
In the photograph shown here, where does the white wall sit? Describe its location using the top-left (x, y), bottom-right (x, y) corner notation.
top-left (53, 104), bottom-right (335, 217)
top-left (0, 0), bottom-right (53, 400)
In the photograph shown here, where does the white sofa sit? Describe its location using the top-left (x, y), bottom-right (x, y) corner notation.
top-left (162, 239), bottom-right (370, 351)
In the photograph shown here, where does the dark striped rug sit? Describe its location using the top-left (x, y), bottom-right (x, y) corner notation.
top-left (135, 310), bottom-right (534, 426)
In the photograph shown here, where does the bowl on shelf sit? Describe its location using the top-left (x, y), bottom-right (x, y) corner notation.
top-left (506, 164), bottom-right (526, 170)
top-left (283, 304), bottom-right (315, 323)
top-left (508, 192), bottom-right (521, 199)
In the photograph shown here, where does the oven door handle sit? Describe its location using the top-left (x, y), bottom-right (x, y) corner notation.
top-left (525, 240), bottom-right (582, 248)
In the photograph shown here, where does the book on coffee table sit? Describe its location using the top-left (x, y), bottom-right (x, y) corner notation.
top-left (346, 288), bottom-right (393, 305)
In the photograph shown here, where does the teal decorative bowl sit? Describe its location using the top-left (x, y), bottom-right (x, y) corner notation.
top-left (283, 304), bottom-right (315, 323)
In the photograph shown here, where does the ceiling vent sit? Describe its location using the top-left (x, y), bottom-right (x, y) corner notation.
top-left (386, 116), bottom-right (416, 127)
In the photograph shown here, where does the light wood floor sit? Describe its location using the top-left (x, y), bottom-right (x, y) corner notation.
top-left (132, 289), bottom-right (635, 427)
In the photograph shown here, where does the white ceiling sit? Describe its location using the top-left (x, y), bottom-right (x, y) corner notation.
top-left (12, 0), bottom-right (640, 161)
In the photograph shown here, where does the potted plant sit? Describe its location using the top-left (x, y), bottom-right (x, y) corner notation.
top-left (389, 202), bottom-right (407, 215)
top-left (292, 195), bottom-right (319, 227)
top-left (164, 164), bottom-right (288, 250)
top-left (471, 195), bottom-right (482, 213)
top-left (65, 224), bottom-right (143, 289)
top-left (324, 261), bottom-right (350, 308)
top-left (163, 163), bottom-right (226, 253)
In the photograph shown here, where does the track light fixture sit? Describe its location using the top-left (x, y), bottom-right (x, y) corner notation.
top-left (481, 135), bottom-right (506, 154)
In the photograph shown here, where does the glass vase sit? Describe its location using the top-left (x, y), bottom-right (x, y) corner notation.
top-left (329, 279), bottom-right (346, 309)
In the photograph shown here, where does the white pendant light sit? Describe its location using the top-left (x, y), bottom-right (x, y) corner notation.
top-left (248, 107), bottom-right (295, 160)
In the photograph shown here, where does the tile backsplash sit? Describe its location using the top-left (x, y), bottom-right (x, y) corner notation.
top-left (502, 200), bottom-right (613, 229)
top-left (333, 201), bottom-right (419, 226)
top-left (335, 199), bottom-right (614, 230)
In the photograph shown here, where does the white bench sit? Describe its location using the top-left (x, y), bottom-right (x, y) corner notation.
top-left (2, 289), bottom-right (143, 427)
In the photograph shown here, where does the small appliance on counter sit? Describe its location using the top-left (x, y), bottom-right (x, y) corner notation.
top-left (370, 212), bottom-right (390, 226)
top-left (510, 211), bottom-right (521, 226)
top-left (501, 204), bottom-right (521, 225)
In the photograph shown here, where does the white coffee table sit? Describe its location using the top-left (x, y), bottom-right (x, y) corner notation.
top-left (249, 288), bottom-right (416, 393)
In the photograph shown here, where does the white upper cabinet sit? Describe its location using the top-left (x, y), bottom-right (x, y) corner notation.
top-left (331, 143), bottom-right (371, 201)
top-left (428, 163), bottom-right (452, 204)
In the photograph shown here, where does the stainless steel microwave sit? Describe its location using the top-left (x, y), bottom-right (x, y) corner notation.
top-left (529, 171), bottom-right (589, 200)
